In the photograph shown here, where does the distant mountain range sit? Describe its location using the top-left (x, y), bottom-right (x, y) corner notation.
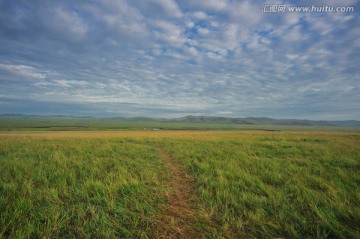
top-left (1, 114), bottom-right (360, 127)
top-left (168, 115), bottom-right (360, 127)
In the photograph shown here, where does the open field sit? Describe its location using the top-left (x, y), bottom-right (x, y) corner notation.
top-left (1, 115), bottom-right (359, 131)
top-left (1, 130), bottom-right (359, 238)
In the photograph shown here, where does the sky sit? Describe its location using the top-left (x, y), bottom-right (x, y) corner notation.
top-left (0, 0), bottom-right (359, 120)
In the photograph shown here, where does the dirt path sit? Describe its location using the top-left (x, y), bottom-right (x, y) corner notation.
top-left (154, 148), bottom-right (199, 238)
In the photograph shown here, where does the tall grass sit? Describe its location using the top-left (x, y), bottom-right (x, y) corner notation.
top-left (1, 132), bottom-right (359, 238)
top-left (0, 138), bottom-right (168, 238)
top-left (153, 133), bottom-right (360, 238)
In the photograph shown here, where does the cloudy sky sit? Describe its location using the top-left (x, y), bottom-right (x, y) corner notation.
top-left (0, 0), bottom-right (359, 119)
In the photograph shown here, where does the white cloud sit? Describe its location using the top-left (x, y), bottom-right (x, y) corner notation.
top-left (286, 54), bottom-right (307, 61)
top-left (87, 0), bottom-right (149, 42)
top-left (153, 0), bottom-right (183, 18)
top-left (0, 64), bottom-right (46, 80)
top-left (151, 20), bottom-right (186, 47)
top-left (309, 18), bottom-right (333, 35)
top-left (43, 7), bottom-right (88, 41)
top-left (184, 46), bottom-right (200, 57)
top-left (53, 79), bottom-right (90, 88)
top-left (192, 11), bottom-right (208, 20)
top-left (223, 24), bottom-right (247, 50)
top-left (207, 52), bottom-right (224, 61)
top-left (230, 1), bottom-right (263, 26)
top-left (283, 25), bottom-right (305, 41)
top-left (284, 13), bottom-right (302, 26)
top-left (197, 27), bottom-right (210, 35)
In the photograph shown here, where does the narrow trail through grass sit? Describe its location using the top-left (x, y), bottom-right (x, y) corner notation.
top-left (154, 147), bottom-right (199, 239)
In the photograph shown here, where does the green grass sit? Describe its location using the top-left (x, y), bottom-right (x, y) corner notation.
top-left (1, 117), bottom-right (358, 131)
top-left (1, 131), bottom-right (359, 238)
top-left (150, 133), bottom-right (360, 238)
top-left (0, 138), bottom-right (168, 238)
top-left (0, 118), bottom-right (236, 131)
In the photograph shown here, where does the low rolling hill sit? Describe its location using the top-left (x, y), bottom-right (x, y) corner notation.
top-left (0, 114), bottom-right (359, 130)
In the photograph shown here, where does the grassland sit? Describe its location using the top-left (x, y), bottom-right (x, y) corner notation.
top-left (1, 115), bottom-right (359, 131)
top-left (0, 118), bottom-right (234, 131)
top-left (1, 130), bottom-right (359, 238)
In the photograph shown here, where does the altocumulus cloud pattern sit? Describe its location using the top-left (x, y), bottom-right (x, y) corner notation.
top-left (0, 0), bottom-right (359, 120)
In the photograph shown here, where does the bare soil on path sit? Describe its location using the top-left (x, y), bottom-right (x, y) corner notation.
top-left (154, 148), bottom-right (200, 239)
